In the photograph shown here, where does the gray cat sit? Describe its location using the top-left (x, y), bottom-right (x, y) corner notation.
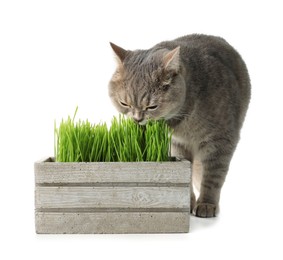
top-left (108, 34), bottom-right (251, 217)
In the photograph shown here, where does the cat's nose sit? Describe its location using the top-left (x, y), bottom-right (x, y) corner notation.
top-left (133, 117), bottom-right (143, 123)
top-left (132, 111), bottom-right (144, 124)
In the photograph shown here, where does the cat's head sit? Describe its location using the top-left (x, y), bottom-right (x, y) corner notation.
top-left (108, 43), bottom-right (186, 125)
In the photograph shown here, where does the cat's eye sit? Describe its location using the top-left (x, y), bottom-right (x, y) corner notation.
top-left (146, 105), bottom-right (158, 111)
top-left (119, 101), bottom-right (130, 108)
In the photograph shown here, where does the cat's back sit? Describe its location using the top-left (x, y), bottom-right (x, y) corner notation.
top-left (174, 34), bottom-right (228, 49)
top-left (156, 34), bottom-right (249, 83)
top-left (155, 34), bottom-right (251, 128)
top-left (156, 34), bottom-right (232, 55)
top-left (164, 34), bottom-right (237, 56)
top-left (176, 35), bottom-right (247, 77)
top-left (158, 34), bottom-right (250, 99)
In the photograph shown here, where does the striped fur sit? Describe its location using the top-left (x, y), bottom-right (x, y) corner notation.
top-left (109, 34), bottom-right (251, 217)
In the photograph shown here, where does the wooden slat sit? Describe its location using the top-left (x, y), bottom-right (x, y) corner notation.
top-left (35, 212), bottom-right (190, 234)
top-left (35, 186), bottom-right (189, 209)
top-left (34, 158), bottom-right (191, 184)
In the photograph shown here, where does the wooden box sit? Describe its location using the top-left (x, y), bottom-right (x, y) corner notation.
top-left (35, 157), bottom-right (191, 234)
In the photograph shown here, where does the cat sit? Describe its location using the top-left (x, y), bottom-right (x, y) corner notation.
top-left (108, 34), bottom-right (251, 217)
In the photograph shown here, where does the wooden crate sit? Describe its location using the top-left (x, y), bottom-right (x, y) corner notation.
top-left (35, 157), bottom-right (191, 234)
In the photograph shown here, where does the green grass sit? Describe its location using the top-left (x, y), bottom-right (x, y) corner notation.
top-left (54, 108), bottom-right (173, 162)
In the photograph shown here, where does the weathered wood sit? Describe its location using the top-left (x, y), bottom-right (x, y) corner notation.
top-left (34, 157), bottom-right (191, 234)
top-left (35, 186), bottom-right (189, 209)
top-left (35, 212), bottom-right (189, 234)
top-left (35, 157), bottom-right (191, 184)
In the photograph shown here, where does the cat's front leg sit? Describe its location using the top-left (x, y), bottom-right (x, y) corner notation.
top-left (194, 148), bottom-right (233, 218)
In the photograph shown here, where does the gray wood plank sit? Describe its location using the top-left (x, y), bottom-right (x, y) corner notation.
top-left (35, 212), bottom-right (190, 234)
top-left (35, 186), bottom-right (190, 209)
top-left (34, 158), bottom-right (191, 184)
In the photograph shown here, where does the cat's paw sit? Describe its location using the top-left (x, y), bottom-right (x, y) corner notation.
top-left (193, 203), bottom-right (218, 218)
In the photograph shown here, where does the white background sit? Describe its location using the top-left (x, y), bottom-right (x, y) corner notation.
top-left (1, 0), bottom-right (282, 259)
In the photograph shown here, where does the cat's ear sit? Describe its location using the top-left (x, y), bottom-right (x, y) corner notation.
top-left (163, 46), bottom-right (180, 72)
top-left (110, 42), bottom-right (128, 63)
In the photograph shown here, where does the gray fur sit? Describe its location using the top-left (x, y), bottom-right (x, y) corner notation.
top-left (109, 34), bottom-right (251, 217)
